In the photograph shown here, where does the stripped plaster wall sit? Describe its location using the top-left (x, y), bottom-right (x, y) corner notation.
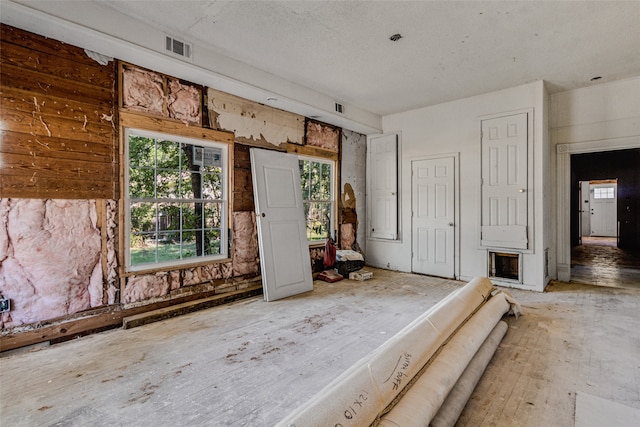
top-left (0, 25), bottom-right (361, 337)
top-left (341, 129), bottom-right (367, 254)
top-left (208, 88), bottom-right (304, 148)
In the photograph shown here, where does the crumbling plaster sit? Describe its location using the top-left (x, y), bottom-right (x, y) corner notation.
top-left (341, 129), bottom-right (367, 253)
top-left (208, 88), bottom-right (304, 148)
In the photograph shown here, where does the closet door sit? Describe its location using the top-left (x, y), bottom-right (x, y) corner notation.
top-left (481, 113), bottom-right (529, 249)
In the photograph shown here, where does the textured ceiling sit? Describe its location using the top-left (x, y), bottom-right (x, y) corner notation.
top-left (11, 1), bottom-right (640, 117)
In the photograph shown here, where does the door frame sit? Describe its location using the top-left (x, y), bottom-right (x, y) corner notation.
top-left (410, 153), bottom-right (460, 279)
top-left (556, 135), bottom-right (640, 281)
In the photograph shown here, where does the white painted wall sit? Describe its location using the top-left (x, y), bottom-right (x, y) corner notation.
top-left (368, 81), bottom-right (549, 291)
top-left (551, 76), bottom-right (640, 281)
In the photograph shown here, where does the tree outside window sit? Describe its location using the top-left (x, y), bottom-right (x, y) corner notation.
top-left (126, 129), bottom-right (227, 271)
top-left (299, 157), bottom-right (334, 242)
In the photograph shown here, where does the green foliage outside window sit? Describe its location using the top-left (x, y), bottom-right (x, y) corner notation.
top-left (127, 132), bottom-right (225, 269)
top-left (299, 158), bottom-right (334, 241)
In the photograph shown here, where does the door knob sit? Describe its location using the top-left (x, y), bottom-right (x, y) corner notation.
top-left (519, 189), bottom-right (526, 193)
top-left (261, 213), bottom-right (266, 217)
top-left (448, 222), bottom-right (454, 227)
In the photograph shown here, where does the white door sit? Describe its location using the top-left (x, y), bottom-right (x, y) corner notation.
top-left (412, 157), bottom-right (455, 278)
top-left (369, 134), bottom-right (398, 240)
top-left (590, 183), bottom-right (617, 237)
top-left (481, 113), bottom-right (529, 249)
top-left (250, 148), bottom-right (313, 301)
top-left (579, 181), bottom-right (591, 238)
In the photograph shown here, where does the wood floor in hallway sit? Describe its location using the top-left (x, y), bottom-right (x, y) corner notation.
top-left (571, 238), bottom-right (640, 290)
top-left (1, 269), bottom-right (639, 426)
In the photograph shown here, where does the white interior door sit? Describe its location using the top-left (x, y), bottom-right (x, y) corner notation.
top-left (368, 134), bottom-right (398, 240)
top-left (250, 148), bottom-right (313, 301)
top-left (481, 113), bottom-right (529, 249)
top-left (590, 183), bottom-right (617, 237)
top-left (579, 181), bottom-right (591, 238)
top-left (412, 157), bottom-right (455, 278)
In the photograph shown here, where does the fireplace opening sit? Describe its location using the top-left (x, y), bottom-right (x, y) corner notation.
top-left (489, 251), bottom-right (521, 281)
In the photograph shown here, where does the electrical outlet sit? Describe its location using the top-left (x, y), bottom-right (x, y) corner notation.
top-left (0, 297), bottom-right (10, 313)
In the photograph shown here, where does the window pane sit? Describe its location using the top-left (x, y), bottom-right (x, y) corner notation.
top-left (130, 234), bottom-right (157, 266)
top-left (320, 163), bottom-right (331, 199)
top-left (305, 201), bottom-right (331, 241)
top-left (127, 130), bottom-right (227, 270)
top-left (310, 162), bottom-right (321, 200)
top-left (156, 170), bottom-right (181, 198)
top-left (129, 135), bottom-right (155, 168)
top-left (181, 202), bottom-right (199, 230)
top-left (204, 203), bottom-right (222, 228)
top-left (156, 139), bottom-right (181, 170)
top-left (129, 167), bottom-right (155, 199)
top-left (205, 229), bottom-right (221, 255)
top-left (131, 202), bottom-right (156, 233)
top-left (180, 230), bottom-right (197, 258)
top-left (157, 238), bottom-right (184, 263)
top-left (299, 158), bottom-right (334, 242)
top-left (300, 160), bottom-right (310, 199)
top-left (202, 172), bottom-right (223, 199)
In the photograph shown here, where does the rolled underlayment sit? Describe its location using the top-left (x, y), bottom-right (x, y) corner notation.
top-left (276, 277), bottom-right (499, 427)
top-left (376, 296), bottom-right (510, 426)
top-left (430, 321), bottom-right (509, 427)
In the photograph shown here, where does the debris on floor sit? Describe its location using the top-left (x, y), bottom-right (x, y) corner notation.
top-left (349, 270), bottom-right (373, 281)
top-left (318, 270), bottom-right (343, 283)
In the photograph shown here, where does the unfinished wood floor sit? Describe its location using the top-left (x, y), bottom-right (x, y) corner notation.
top-left (1, 269), bottom-right (639, 426)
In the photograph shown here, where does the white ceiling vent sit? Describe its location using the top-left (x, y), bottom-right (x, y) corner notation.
top-left (335, 102), bottom-right (344, 114)
top-left (165, 35), bottom-right (192, 61)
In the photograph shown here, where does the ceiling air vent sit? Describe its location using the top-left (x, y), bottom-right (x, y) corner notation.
top-left (335, 102), bottom-right (344, 114)
top-left (165, 35), bottom-right (192, 60)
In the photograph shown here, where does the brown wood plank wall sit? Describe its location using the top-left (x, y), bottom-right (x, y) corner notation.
top-left (0, 24), bottom-right (117, 199)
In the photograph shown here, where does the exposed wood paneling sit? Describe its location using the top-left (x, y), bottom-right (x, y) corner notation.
top-left (2, 153), bottom-right (112, 182)
top-left (0, 25), bottom-right (117, 199)
top-left (1, 24), bottom-right (106, 67)
top-left (1, 175), bottom-right (115, 199)
top-left (1, 64), bottom-right (112, 106)
top-left (233, 143), bottom-right (255, 212)
top-left (0, 130), bottom-right (113, 162)
top-left (0, 42), bottom-right (113, 88)
top-left (119, 111), bottom-right (233, 144)
top-left (1, 87), bottom-right (112, 124)
top-left (286, 142), bottom-right (339, 161)
top-left (0, 107), bottom-right (114, 145)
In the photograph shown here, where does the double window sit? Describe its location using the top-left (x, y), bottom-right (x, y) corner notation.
top-left (299, 157), bottom-right (335, 243)
top-left (125, 128), bottom-right (228, 271)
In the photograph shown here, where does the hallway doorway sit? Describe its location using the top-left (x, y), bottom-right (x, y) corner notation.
top-left (569, 148), bottom-right (640, 289)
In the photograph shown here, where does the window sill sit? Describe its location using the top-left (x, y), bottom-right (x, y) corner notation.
top-left (121, 257), bottom-right (232, 277)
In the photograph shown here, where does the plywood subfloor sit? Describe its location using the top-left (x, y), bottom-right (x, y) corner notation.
top-left (1, 269), bottom-right (639, 426)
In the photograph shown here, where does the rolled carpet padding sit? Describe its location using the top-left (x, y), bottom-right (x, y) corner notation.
top-left (276, 277), bottom-right (494, 427)
top-left (376, 293), bottom-right (512, 427)
top-left (430, 321), bottom-right (509, 427)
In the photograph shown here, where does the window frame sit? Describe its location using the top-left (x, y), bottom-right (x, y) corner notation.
top-left (124, 127), bottom-right (229, 272)
top-left (298, 155), bottom-right (336, 245)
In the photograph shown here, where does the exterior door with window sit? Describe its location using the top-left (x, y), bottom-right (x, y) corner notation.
top-left (250, 148), bottom-right (313, 301)
top-left (590, 183), bottom-right (617, 237)
top-left (411, 157), bottom-right (455, 278)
